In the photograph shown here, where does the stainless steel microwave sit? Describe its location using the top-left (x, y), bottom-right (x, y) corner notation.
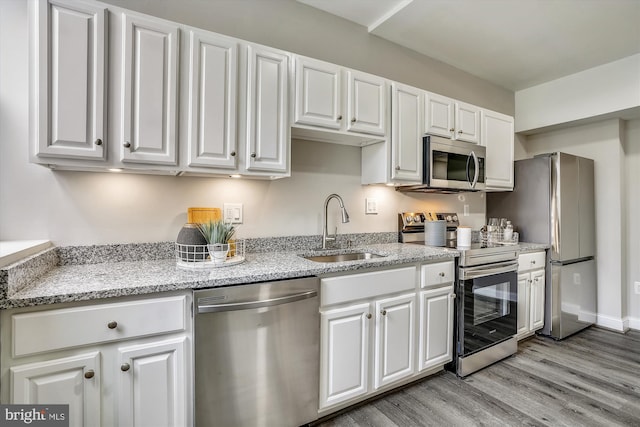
top-left (398, 135), bottom-right (486, 193)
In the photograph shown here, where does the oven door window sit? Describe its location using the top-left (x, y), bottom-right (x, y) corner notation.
top-left (461, 270), bottom-right (517, 355)
top-left (432, 150), bottom-right (485, 184)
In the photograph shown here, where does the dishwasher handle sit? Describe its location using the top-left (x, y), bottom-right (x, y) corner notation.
top-left (197, 289), bottom-right (317, 314)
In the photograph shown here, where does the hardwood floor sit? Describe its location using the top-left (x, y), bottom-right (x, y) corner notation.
top-left (318, 327), bottom-right (640, 427)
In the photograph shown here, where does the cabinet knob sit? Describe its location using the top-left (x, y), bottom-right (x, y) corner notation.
top-left (121, 363), bottom-right (130, 372)
top-left (531, 260), bottom-right (536, 265)
top-left (251, 152), bottom-right (257, 158)
top-left (351, 118), bottom-right (356, 123)
top-left (534, 277), bottom-right (539, 282)
top-left (84, 370), bottom-right (95, 379)
top-left (449, 128), bottom-right (455, 132)
top-left (230, 151), bottom-right (236, 157)
top-left (381, 310), bottom-right (387, 316)
top-left (450, 293), bottom-right (456, 299)
top-left (366, 313), bottom-right (372, 319)
top-left (439, 272), bottom-right (445, 277)
top-left (337, 115), bottom-right (342, 120)
top-left (395, 165), bottom-right (400, 171)
top-left (458, 130), bottom-right (463, 134)
top-left (107, 321), bottom-right (118, 329)
top-left (94, 139), bottom-right (103, 146)
top-left (123, 142), bottom-right (131, 148)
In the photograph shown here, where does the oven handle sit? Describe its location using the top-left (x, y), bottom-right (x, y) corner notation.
top-left (460, 260), bottom-right (518, 280)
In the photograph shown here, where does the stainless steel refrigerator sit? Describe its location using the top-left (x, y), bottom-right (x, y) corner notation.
top-left (487, 152), bottom-right (597, 339)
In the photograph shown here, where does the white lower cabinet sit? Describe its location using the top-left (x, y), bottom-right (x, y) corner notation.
top-left (10, 352), bottom-right (101, 427)
top-left (0, 292), bottom-right (192, 427)
top-left (418, 286), bottom-right (454, 371)
top-left (517, 251), bottom-right (546, 340)
top-left (373, 293), bottom-right (415, 389)
top-left (319, 261), bottom-right (454, 413)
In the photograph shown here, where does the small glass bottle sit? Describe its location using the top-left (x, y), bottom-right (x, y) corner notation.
top-left (503, 221), bottom-right (513, 242)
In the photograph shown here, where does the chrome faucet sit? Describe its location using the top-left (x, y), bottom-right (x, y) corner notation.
top-left (322, 194), bottom-right (350, 249)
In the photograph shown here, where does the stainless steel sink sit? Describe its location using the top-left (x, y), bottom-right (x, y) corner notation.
top-left (302, 252), bottom-right (385, 263)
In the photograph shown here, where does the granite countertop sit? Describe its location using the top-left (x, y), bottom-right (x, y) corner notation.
top-left (0, 239), bottom-right (549, 309)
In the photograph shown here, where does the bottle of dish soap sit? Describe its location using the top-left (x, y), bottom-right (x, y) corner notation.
top-left (503, 221), bottom-right (513, 242)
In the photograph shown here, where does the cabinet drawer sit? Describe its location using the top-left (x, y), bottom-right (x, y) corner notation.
top-left (518, 251), bottom-right (546, 273)
top-left (421, 261), bottom-right (455, 288)
top-left (12, 295), bottom-right (187, 357)
top-left (321, 267), bottom-right (416, 307)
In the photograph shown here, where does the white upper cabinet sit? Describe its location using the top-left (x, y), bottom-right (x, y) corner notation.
top-left (481, 109), bottom-right (515, 190)
top-left (120, 13), bottom-right (179, 166)
top-left (391, 82), bottom-right (423, 183)
top-left (244, 45), bottom-right (290, 174)
top-left (294, 57), bottom-right (342, 129)
top-left (293, 56), bottom-right (387, 140)
top-left (346, 70), bottom-right (387, 136)
top-left (425, 93), bottom-right (480, 143)
top-left (187, 31), bottom-right (238, 169)
top-left (32, 0), bottom-right (107, 161)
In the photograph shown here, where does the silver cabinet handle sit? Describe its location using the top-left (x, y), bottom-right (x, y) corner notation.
top-left (107, 321), bottom-right (117, 329)
top-left (84, 370), bottom-right (95, 379)
top-left (94, 139), bottom-right (103, 146)
top-left (121, 363), bottom-right (130, 372)
top-left (123, 142), bottom-right (131, 148)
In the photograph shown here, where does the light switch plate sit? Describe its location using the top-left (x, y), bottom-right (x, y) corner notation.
top-left (365, 198), bottom-right (378, 215)
top-left (223, 203), bottom-right (243, 224)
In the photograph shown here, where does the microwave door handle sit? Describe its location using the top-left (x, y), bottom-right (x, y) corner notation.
top-left (466, 154), bottom-right (472, 184)
top-left (470, 151), bottom-right (479, 188)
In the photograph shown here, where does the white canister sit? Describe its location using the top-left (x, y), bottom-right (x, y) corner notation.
top-left (457, 226), bottom-right (472, 248)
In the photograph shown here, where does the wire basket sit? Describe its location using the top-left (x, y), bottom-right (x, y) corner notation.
top-left (175, 239), bottom-right (245, 269)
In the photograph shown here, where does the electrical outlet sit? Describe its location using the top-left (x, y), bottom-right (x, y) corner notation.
top-left (463, 204), bottom-right (470, 216)
top-left (365, 198), bottom-right (378, 215)
top-left (573, 273), bottom-right (581, 285)
top-left (635, 281), bottom-right (640, 295)
top-left (223, 203), bottom-right (243, 224)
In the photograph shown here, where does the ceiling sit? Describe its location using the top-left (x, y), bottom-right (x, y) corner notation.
top-left (297, 0), bottom-right (640, 91)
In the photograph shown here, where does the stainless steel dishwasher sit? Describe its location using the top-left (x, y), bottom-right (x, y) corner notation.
top-left (194, 277), bottom-right (320, 427)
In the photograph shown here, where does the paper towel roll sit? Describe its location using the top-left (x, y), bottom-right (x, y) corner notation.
top-left (457, 226), bottom-right (472, 248)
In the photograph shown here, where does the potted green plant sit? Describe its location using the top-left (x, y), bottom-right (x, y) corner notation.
top-left (197, 220), bottom-right (236, 264)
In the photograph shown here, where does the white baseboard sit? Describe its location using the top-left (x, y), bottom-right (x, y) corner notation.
top-left (627, 316), bottom-right (640, 331)
top-left (596, 314), bottom-right (628, 332)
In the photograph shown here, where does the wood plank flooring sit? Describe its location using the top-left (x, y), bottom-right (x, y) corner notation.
top-left (318, 327), bottom-right (640, 427)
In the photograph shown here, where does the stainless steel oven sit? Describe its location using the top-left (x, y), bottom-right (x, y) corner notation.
top-left (452, 245), bottom-right (519, 377)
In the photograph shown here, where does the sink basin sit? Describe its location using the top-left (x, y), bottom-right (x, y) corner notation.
top-left (302, 252), bottom-right (385, 263)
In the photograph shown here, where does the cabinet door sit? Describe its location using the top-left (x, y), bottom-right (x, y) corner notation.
top-left (517, 274), bottom-right (531, 339)
top-left (187, 31), bottom-right (238, 169)
top-left (374, 293), bottom-right (415, 389)
top-left (32, 0), bottom-right (106, 160)
top-left (294, 57), bottom-right (341, 129)
top-left (245, 45), bottom-right (289, 173)
top-left (454, 101), bottom-right (481, 143)
top-left (319, 303), bottom-right (370, 409)
top-left (425, 92), bottom-right (454, 138)
top-left (11, 352), bottom-right (101, 427)
top-left (347, 70), bottom-right (386, 136)
top-left (530, 269), bottom-right (546, 331)
top-left (418, 287), bottom-right (454, 371)
top-left (481, 109), bottom-right (514, 189)
top-left (118, 337), bottom-right (189, 427)
top-left (121, 14), bottom-right (179, 165)
top-left (391, 82), bottom-right (423, 182)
